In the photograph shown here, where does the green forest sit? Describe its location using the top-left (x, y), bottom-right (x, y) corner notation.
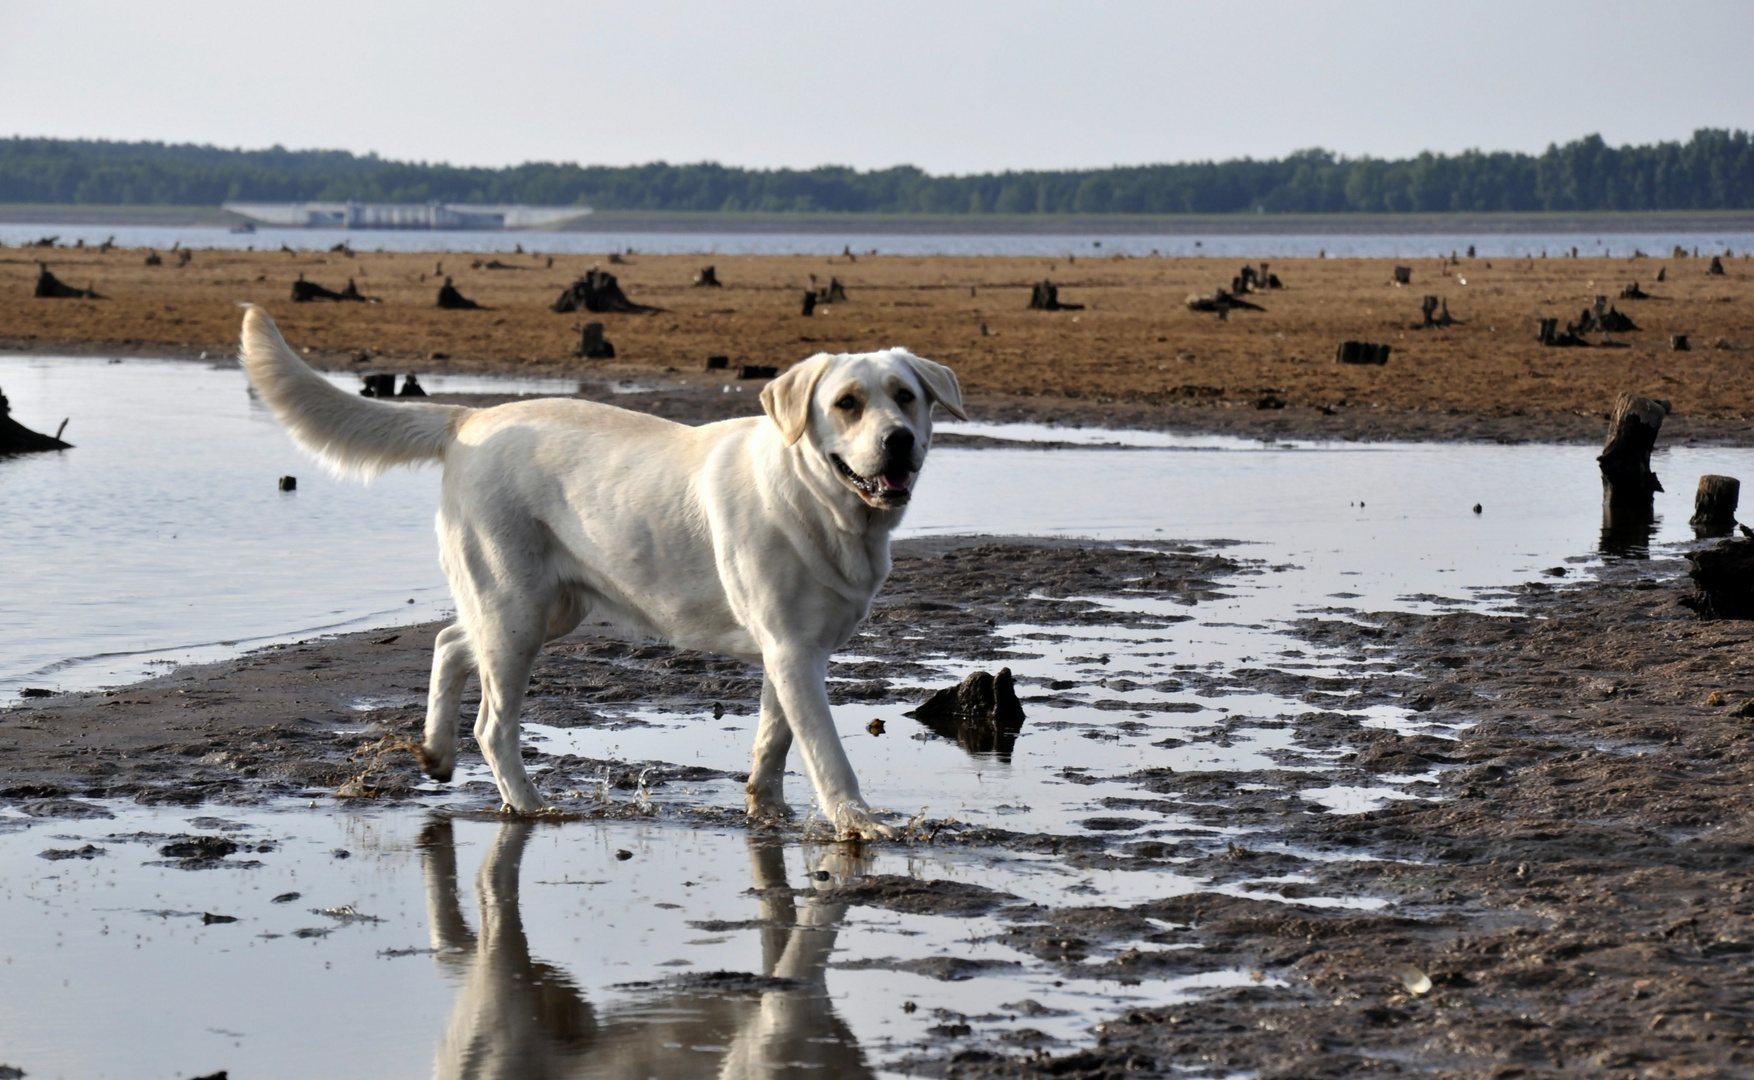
top-left (2, 130), bottom-right (1751, 214)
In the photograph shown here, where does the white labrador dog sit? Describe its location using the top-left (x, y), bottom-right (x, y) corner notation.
top-left (237, 305), bottom-right (963, 839)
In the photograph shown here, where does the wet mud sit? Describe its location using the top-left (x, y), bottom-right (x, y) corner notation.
top-left (6, 539), bottom-right (1754, 1076)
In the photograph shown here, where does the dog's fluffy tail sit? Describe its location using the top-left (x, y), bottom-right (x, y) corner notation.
top-left (238, 304), bottom-right (464, 480)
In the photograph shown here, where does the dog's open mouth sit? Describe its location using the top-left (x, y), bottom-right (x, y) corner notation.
top-left (831, 454), bottom-right (915, 505)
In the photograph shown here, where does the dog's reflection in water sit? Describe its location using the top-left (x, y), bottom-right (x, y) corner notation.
top-left (419, 820), bottom-right (874, 1079)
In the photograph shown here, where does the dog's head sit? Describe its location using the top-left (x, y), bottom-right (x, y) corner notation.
top-left (761, 348), bottom-right (966, 509)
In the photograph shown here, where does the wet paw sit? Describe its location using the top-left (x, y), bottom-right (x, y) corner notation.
top-left (832, 803), bottom-right (897, 842)
top-left (415, 745), bottom-right (454, 783)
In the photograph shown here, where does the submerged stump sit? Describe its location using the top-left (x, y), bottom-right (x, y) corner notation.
top-left (1598, 393), bottom-right (1667, 507)
top-left (1692, 475), bottom-right (1741, 537)
top-left (907, 668), bottom-right (1026, 759)
top-left (1682, 539), bottom-right (1754, 619)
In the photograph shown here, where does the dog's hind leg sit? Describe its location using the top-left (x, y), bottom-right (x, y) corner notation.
top-left (419, 623), bottom-right (475, 782)
top-left (472, 609), bottom-right (548, 813)
top-left (746, 676), bottom-right (795, 821)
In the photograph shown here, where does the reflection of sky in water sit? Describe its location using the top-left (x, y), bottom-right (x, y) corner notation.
top-left (3, 222), bottom-right (1751, 259)
top-left (0, 803), bottom-right (1279, 1079)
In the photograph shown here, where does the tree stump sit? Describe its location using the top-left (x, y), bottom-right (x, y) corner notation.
top-left (396, 375), bottom-right (427, 398)
top-left (1681, 539), bottom-right (1754, 619)
top-left (437, 277), bottom-right (481, 310)
top-left (1709, 255), bottom-right (1726, 276)
top-left (1619, 281), bottom-right (1649, 300)
top-left (359, 373), bottom-right (397, 398)
top-left (1691, 475), bottom-right (1740, 536)
top-left (693, 265), bottom-right (721, 287)
top-left (1335, 341), bottom-right (1391, 365)
top-left (704, 355), bottom-right (729, 370)
top-left (905, 668), bottom-right (1026, 759)
top-left (822, 277), bottom-right (848, 303)
top-left (576, 322), bottom-right (615, 359)
top-left (1028, 281), bottom-right (1084, 311)
top-left (1598, 393), bottom-right (1666, 507)
top-left (1392, 265), bottom-right (1412, 285)
top-left (34, 265), bottom-right (99, 299)
top-left (801, 290), bottom-right (817, 317)
top-left (551, 269), bottom-right (658, 314)
top-left (278, 476), bottom-right (297, 492)
top-left (1671, 334), bottom-right (1690, 351)
top-left (0, 386), bottom-right (73, 454)
top-left (739, 364), bottom-right (778, 380)
top-left (144, 250), bottom-right (162, 266)
top-left (1657, 266), bottom-right (1667, 282)
top-left (1598, 305), bottom-right (1638, 333)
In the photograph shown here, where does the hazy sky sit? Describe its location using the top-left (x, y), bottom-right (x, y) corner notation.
top-left (4, 1), bottom-right (1749, 173)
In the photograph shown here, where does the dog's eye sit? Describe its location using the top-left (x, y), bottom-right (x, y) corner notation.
top-left (835, 394), bottom-right (859, 411)
top-left (894, 387), bottom-right (916, 406)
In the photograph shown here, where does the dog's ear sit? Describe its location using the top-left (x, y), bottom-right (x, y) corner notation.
top-left (899, 352), bottom-right (967, 420)
top-left (761, 355), bottom-right (831, 446)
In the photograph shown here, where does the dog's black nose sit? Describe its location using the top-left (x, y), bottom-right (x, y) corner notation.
top-left (883, 428), bottom-right (915, 459)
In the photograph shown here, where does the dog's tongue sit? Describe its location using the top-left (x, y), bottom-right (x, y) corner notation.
top-left (880, 470), bottom-right (912, 492)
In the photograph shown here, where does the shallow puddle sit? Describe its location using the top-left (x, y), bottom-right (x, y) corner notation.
top-left (0, 800), bottom-right (1281, 1079)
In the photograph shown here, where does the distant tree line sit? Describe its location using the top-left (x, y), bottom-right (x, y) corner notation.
top-left (2, 130), bottom-right (1751, 214)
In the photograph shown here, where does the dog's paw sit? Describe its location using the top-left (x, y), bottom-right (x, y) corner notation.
top-left (830, 802), bottom-right (897, 843)
top-left (415, 745), bottom-right (454, 783)
top-left (746, 797), bottom-right (796, 826)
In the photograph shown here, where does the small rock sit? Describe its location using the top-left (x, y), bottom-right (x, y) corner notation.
top-left (615, 849), bottom-right (633, 861)
top-left (1706, 690), bottom-right (1728, 707)
top-left (866, 718), bottom-right (886, 736)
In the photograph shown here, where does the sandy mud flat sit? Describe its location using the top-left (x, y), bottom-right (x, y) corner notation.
top-left (4, 246), bottom-right (1753, 444)
top-left (6, 534), bottom-right (1754, 1076)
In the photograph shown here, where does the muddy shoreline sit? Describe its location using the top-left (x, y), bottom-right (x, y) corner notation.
top-left (6, 534), bottom-right (1754, 1075)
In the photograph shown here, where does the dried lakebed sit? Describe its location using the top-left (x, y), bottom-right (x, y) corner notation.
top-left (6, 537), bottom-right (1754, 1077)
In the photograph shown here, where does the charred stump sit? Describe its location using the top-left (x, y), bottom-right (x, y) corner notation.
top-left (292, 274), bottom-right (348, 302)
top-left (693, 265), bottom-right (721, 287)
top-left (1657, 266), bottom-right (1667, 282)
top-left (437, 277), bottom-right (481, 310)
top-left (144, 250), bottom-right (163, 267)
top-left (336, 278), bottom-right (367, 302)
top-left (1691, 475), bottom-right (1740, 537)
top-left (1671, 334), bottom-right (1690, 351)
top-left (1598, 305), bottom-right (1639, 333)
top-left (1392, 265), bottom-right (1412, 285)
top-left (906, 668), bottom-right (1026, 759)
top-left (820, 277), bottom-right (848, 303)
top-left (1028, 281), bottom-right (1084, 311)
top-left (1598, 393), bottom-right (1667, 508)
top-left (704, 355), bottom-right (729, 370)
top-left (575, 322), bottom-right (615, 359)
top-left (1186, 289), bottom-right (1262, 318)
top-left (396, 374), bottom-right (427, 398)
top-left (359, 373), bottom-right (397, 398)
top-left (1681, 539), bottom-right (1754, 619)
top-left (1619, 281), bottom-right (1650, 300)
top-left (1335, 340), bottom-right (1391, 365)
top-left (0, 387), bottom-right (72, 454)
top-left (551, 269), bottom-right (659, 314)
top-left (801, 290), bottom-right (817, 317)
top-left (34, 265), bottom-right (99, 299)
top-left (1709, 255), bottom-right (1726, 276)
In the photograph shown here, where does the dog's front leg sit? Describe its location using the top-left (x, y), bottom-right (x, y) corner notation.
top-left (765, 650), bottom-right (893, 841)
top-left (746, 677), bottom-right (795, 822)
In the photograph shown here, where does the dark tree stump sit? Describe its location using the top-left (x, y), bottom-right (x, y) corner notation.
top-left (739, 364), bottom-right (777, 380)
top-left (359, 373), bottom-right (397, 398)
top-left (292, 274), bottom-right (345, 302)
top-left (1671, 334), bottom-right (1690, 351)
top-left (396, 375), bottom-right (427, 398)
top-left (551, 269), bottom-right (659, 314)
top-left (801, 290), bottom-right (817, 317)
top-left (336, 278), bottom-right (367, 302)
top-left (437, 277), bottom-right (481, 310)
top-left (576, 322), bottom-right (615, 359)
top-left (1709, 255), bottom-right (1726, 276)
top-left (34, 265), bottom-right (99, 299)
top-left (1657, 266), bottom-right (1667, 282)
top-left (1418, 296), bottom-right (1455, 328)
top-left (1598, 305), bottom-right (1638, 332)
top-left (1619, 281), bottom-right (1650, 300)
top-left (820, 277), bottom-right (847, 303)
top-left (1028, 281), bottom-right (1084, 311)
top-left (704, 355), bottom-right (729, 370)
top-left (1392, 265), bottom-right (1412, 285)
top-left (1335, 341), bottom-right (1391, 365)
top-left (0, 386), bottom-right (72, 454)
top-left (278, 476), bottom-right (297, 491)
top-left (1598, 393), bottom-right (1667, 507)
top-left (144, 250), bottom-right (162, 266)
top-left (1691, 475), bottom-right (1740, 536)
top-left (693, 265), bottom-right (721, 287)
top-left (1185, 289), bottom-right (1262, 317)
top-left (1681, 539), bottom-right (1754, 619)
top-left (906, 668), bottom-right (1026, 760)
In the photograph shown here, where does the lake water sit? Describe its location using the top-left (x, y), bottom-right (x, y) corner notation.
top-left (3, 354), bottom-right (1743, 704)
top-left (4, 222), bottom-right (1752, 260)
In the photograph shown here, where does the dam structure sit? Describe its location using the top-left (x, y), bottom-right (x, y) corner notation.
top-left (222, 201), bottom-right (592, 230)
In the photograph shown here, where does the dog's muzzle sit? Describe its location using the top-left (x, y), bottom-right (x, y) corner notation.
top-left (833, 430), bottom-right (919, 506)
